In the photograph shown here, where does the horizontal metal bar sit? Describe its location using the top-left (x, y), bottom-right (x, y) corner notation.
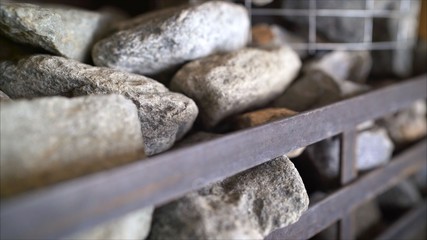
top-left (1, 75), bottom-right (426, 239)
top-left (251, 8), bottom-right (411, 18)
top-left (376, 202), bottom-right (427, 240)
top-left (266, 139), bottom-right (427, 240)
top-left (286, 42), bottom-right (414, 51)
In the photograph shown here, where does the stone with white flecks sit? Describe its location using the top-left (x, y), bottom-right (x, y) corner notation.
top-left (0, 2), bottom-right (118, 62)
top-left (171, 47), bottom-right (301, 128)
top-left (149, 155), bottom-right (309, 239)
top-left (0, 95), bottom-right (144, 198)
top-left (0, 55), bottom-right (198, 155)
top-left (92, 1), bottom-right (249, 76)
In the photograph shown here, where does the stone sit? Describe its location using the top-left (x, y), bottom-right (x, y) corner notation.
top-left (304, 127), bottom-right (394, 186)
top-left (0, 55), bottom-right (198, 155)
top-left (0, 36), bottom-right (43, 61)
top-left (378, 180), bottom-right (422, 210)
top-left (0, 95), bottom-right (144, 198)
top-left (70, 207), bottom-right (154, 240)
top-left (149, 155), bottom-right (309, 239)
top-left (305, 51), bottom-right (372, 83)
top-left (379, 100), bottom-right (427, 145)
top-left (251, 24), bottom-right (307, 58)
top-left (273, 70), bottom-right (342, 111)
top-left (0, 90), bottom-right (10, 100)
top-left (233, 108), bottom-right (305, 158)
top-left (171, 47), bottom-right (301, 128)
top-left (0, 3), bottom-right (118, 62)
top-left (92, 1), bottom-right (250, 76)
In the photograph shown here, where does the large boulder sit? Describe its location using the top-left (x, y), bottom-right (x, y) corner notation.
top-left (171, 47), bottom-right (301, 128)
top-left (0, 95), bottom-right (144, 198)
top-left (0, 2), bottom-right (118, 62)
top-left (0, 55), bottom-right (198, 155)
top-left (92, 1), bottom-right (249, 76)
top-left (149, 155), bottom-right (309, 239)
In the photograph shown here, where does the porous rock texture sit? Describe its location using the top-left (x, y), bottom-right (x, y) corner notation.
top-left (92, 1), bottom-right (250, 76)
top-left (0, 55), bottom-right (198, 155)
top-left (70, 207), bottom-right (154, 240)
top-left (0, 2), bottom-right (117, 62)
top-left (171, 47), bottom-right (302, 128)
top-left (0, 95), bottom-right (144, 198)
top-left (149, 155), bottom-right (309, 240)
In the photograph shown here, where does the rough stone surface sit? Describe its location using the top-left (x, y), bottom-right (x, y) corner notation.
top-left (149, 155), bottom-right (309, 240)
top-left (378, 180), bottom-right (422, 210)
top-left (305, 127), bottom-right (394, 186)
top-left (251, 24), bottom-right (307, 58)
top-left (0, 90), bottom-right (9, 100)
top-left (0, 95), bottom-right (144, 198)
top-left (70, 207), bottom-right (154, 240)
top-left (0, 3), bottom-right (117, 62)
top-left (92, 1), bottom-right (250, 76)
top-left (305, 51), bottom-right (372, 83)
top-left (171, 47), bottom-right (301, 128)
top-left (0, 55), bottom-right (198, 155)
top-left (379, 100), bottom-right (427, 145)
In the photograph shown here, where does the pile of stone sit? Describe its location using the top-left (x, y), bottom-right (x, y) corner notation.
top-left (1, 1), bottom-right (425, 240)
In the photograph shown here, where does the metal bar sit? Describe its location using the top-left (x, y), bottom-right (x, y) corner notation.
top-left (1, 75), bottom-right (426, 239)
top-left (266, 139), bottom-right (427, 240)
top-left (285, 41), bottom-right (415, 51)
top-left (338, 130), bottom-right (358, 240)
top-left (376, 202), bottom-right (427, 240)
top-left (308, 0), bottom-right (316, 53)
top-left (363, 0), bottom-right (375, 43)
top-left (340, 130), bottom-right (358, 186)
top-left (251, 8), bottom-right (412, 18)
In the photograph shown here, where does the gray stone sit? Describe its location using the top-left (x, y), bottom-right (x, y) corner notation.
top-left (305, 127), bottom-right (394, 185)
top-left (149, 155), bottom-right (309, 240)
top-left (305, 51), bottom-right (372, 83)
top-left (0, 55), bottom-right (198, 155)
top-left (92, 1), bottom-right (249, 76)
top-left (0, 90), bottom-right (9, 100)
top-left (378, 180), bottom-right (422, 210)
top-left (0, 2), bottom-right (117, 62)
top-left (273, 70), bottom-right (342, 111)
top-left (0, 95), bottom-right (144, 198)
top-left (171, 47), bottom-right (301, 128)
top-left (70, 207), bottom-right (154, 240)
top-left (379, 100), bottom-right (427, 145)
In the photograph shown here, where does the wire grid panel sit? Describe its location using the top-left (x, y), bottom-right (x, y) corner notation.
top-left (246, 0), bottom-right (421, 51)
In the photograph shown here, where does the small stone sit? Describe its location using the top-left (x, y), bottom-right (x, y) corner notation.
top-left (0, 3), bottom-right (118, 62)
top-left (0, 95), bottom-right (144, 198)
top-left (0, 55), bottom-right (198, 155)
top-left (149, 155), bottom-right (309, 239)
top-left (70, 207), bottom-right (154, 240)
top-left (251, 24), bottom-right (307, 58)
top-left (305, 51), bottom-right (372, 83)
top-left (304, 127), bottom-right (394, 186)
top-left (377, 180), bottom-right (422, 210)
top-left (171, 47), bottom-right (301, 128)
top-left (379, 100), bottom-right (427, 145)
top-left (0, 90), bottom-right (10, 100)
top-left (92, 1), bottom-right (249, 76)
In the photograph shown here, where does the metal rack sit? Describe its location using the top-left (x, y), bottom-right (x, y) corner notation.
top-left (1, 74), bottom-right (426, 239)
top-left (245, 0), bottom-right (420, 51)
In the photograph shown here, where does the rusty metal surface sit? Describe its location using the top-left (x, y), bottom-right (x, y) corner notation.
top-left (0, 75), bottom-right (426, 239)
top-left (376, 202), bottom-right (427, 240)
top-left (265, 139), bottom-right (427, 240)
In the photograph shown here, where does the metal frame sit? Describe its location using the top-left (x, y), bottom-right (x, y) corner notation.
top-left (246, 0), bottom-right (420, 51)
top-left (1, 75), bottom-right (426, 239)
